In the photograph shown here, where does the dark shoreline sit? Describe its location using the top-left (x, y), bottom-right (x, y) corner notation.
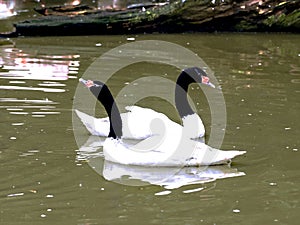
top-left (1, 0), bottom-right (299, 38)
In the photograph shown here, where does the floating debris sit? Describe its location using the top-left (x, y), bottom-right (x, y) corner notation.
top-left (7, 192), bottom-right (24, 197)
top-left (11, 123), bottom-right (24, 126)
top-left (183, 187), bottom-right (204, 194)
top-left (9, 112), bottom-right (28, 115)
top-left (126, 37), bottom-right (135, 41)
top-left (154, 190), bottom-right (172, 196)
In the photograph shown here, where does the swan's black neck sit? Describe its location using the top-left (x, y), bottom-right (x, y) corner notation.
top-left (175, 67), bottom-right (206, 118)
top-left (90, 81), bottom-right (122, 139)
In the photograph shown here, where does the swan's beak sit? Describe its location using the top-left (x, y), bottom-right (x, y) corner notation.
top-left (79, 78), bottom-right (88, 86)
top-left (79, 78), bottom-right (99, 88)
top-left (206, 81), bottom-right (215, 88)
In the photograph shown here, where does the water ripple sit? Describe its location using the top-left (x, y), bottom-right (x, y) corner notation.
top-left (0, 85), bottom-right (65, 92)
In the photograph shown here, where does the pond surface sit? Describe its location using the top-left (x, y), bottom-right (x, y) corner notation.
top-left (0, 4), bottom-right (300, 225)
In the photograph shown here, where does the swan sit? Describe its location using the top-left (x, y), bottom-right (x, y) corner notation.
top-left (78, 77), bottom-right (246, 166)
top-left (75, 67), bottom-right (214, 139)
top-left (77, 136), bottom-right (246, 189)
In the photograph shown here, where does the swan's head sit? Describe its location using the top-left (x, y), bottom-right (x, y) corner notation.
top-left (79, 78), bottom-right (102, 88)
top-left (79, 78), bottom-right (122, 139)
top-left (182, 67), bottom-right (215, 88)
top-left (79, 78), bottom-right (107, 100)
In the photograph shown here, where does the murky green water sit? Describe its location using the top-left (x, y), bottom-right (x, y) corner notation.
top-left (0, 2), bottom-right (300, 225)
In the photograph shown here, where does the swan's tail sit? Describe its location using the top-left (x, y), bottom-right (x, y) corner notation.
top-left (212, 150), bottom-right (246, 165)
top-left (190, 142), bottom-right (246, 166)
top-left (75, 110), bottom-right (109, 136)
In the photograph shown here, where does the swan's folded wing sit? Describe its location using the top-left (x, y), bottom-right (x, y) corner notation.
top-left (123, 105), bottom-right (176, 139)
top-left (75, 109), bottom-right (109, 136)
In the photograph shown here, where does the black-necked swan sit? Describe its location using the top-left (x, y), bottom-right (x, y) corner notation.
top-left (78, 78), bottom-right (246, 166)
top-left (76, 67), bottom-right (214, 140)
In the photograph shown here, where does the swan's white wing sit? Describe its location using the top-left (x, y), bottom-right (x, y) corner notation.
top-left (76, 106), bottom-right (205, 140)
top-left (125, 107), bottom-right (206, 139)
top-left (76, 106), bottom-right (184, 139)
top-left (182, 114), bottom-right (205, 138)
top-left (75, 107), bottom-right (154, 139)
top-left (75, 109), bottom-right (109, 136)
top-left (121, 106), bottom-right (160, 139)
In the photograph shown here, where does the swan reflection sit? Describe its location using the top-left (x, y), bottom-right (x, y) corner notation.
top-left (77, 136), bottom-right (246, 192)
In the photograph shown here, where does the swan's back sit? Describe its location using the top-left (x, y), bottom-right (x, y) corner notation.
top-left (75, 106), bottom-right (183, 139)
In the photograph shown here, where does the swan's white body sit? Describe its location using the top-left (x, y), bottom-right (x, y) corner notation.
top-left (102, 122), bottom-right (246, 166)
top-left (76, 136), bottom-right (245, 189)
top-left (103, 136), bottom-right (246, 167)
top-left (75, 106), bottom-right (205, 139)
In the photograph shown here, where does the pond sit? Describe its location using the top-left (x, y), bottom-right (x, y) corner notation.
top-left (0, 2), bottom-right (299, 225)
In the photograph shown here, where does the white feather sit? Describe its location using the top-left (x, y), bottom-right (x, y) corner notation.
top-left (102, 126), bottom-right (246, 166)
top-left (75, 106), bottom-right (205, 139)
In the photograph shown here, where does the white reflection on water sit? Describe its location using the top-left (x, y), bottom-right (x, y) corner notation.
top-left (8, 111), bottom-right (28, 115)
top-left (0, 0), bottom-right (16, 19)
top-left (77, 136), bottom-right (245, 193)
top-left (38, 81), bottom-right (66, 87)
top-left (11, 122), bottom-right (24, 126)
top-left (0, 97), bottom-right (60, 118)
top-left (0, 85), bottom-right (66, 92)
top-left (0, 97), bottom-right (55, 104)
top-left (0, 47), bottom-right (80, 81)
top-left (0, 44), bottom-right (80, 120)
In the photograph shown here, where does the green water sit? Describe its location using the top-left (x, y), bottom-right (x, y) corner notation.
top-left (0, 3), bottom-right (300, 225)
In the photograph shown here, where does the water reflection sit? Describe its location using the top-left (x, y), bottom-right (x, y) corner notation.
top-left (0, 97), bottom-right (58, 118)
top-left (0, 0), bottom-right (16, 19)
top-left (0, 43), bottom-right (80, 90)
top-left (77, 136), bottom-right (246, 194)
top-left (0, 43), bottom-right (80, 119)
top-left (0, 47), bottom-right (80, 81)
